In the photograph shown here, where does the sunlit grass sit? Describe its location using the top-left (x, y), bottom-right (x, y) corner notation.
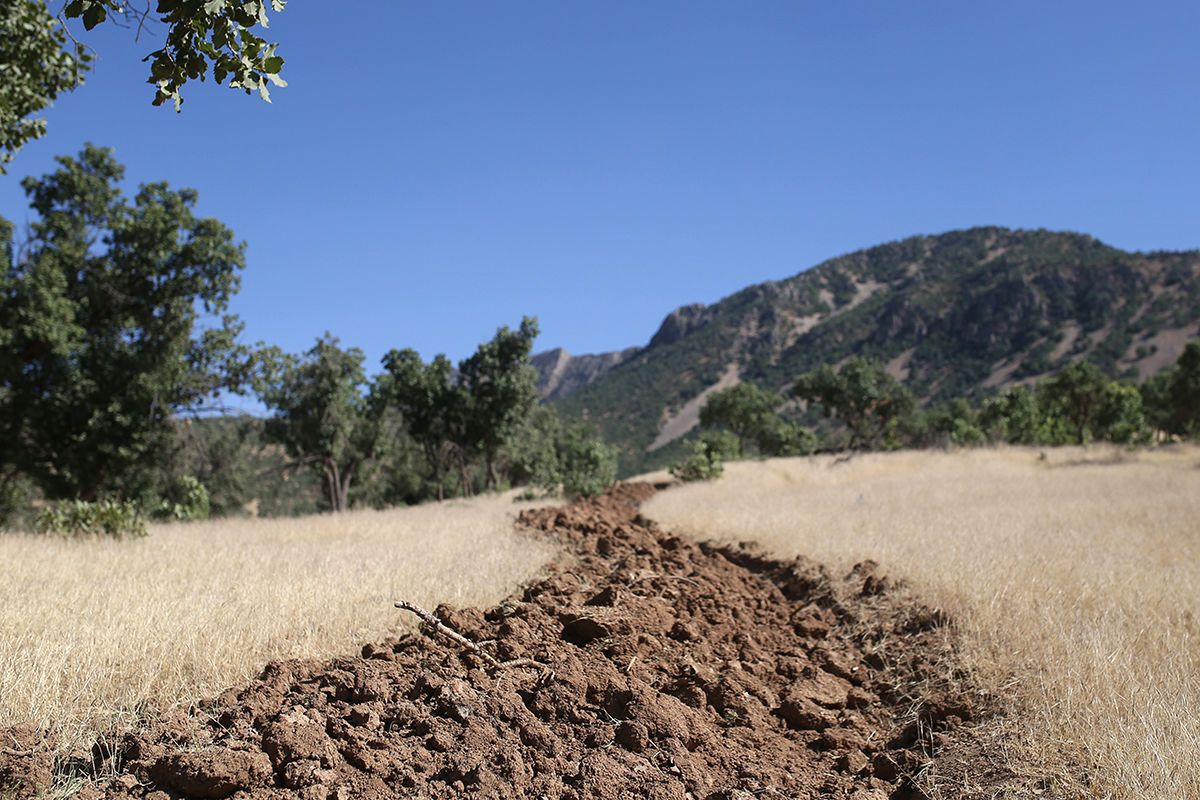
top-left (0, 493), bottom-right (560, 752)
top-left (641, 445), bottom-right (1200, 799)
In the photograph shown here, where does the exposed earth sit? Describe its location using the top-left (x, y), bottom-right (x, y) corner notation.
top-left (2, 483), bottom-right (1014, 799)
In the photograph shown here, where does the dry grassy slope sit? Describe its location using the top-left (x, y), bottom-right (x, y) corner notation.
top-left (640, 446), bottom-right (1200, 800)
top-left (540, 226), bottom-right (1200, 473)
top-left (0, 492), bottom-right (561, 753)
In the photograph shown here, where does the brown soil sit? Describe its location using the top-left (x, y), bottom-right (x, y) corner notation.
top-left (2, 483), bottom-right (1009, 800)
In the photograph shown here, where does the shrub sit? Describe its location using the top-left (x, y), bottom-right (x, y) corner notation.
top-left (154, 475), bottom-right (211, 522)
top-left (557, 424), bottom-right (618, 498)
top-left (504, 407), bottom-right (563, 496)
top-left (0, 472), bottom-right (38, 530)
top-left (670, 431), bottom-right (739, 482)
top-left (1097, 383), bottom-right (1151, 445)
top-left (950, 419), bottom-right (987, 447)
top-left (34, 499), bottom-right (148, 539)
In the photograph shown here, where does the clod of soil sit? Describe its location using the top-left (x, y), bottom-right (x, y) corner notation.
top-left (2, 483), bottom-right (986, 799)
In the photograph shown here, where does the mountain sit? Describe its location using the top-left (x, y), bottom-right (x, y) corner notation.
top-left (529, 347), bottom-right (639, 402)
top-left (533, 227), bottom-right (1200, 474)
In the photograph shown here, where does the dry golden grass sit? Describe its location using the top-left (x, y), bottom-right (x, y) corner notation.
top-left (0, 493), bottom-right (559, 753)
top-left (641, 445), bottom-right (1200, 800)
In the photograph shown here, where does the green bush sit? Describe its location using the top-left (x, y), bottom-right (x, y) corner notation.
top-left (1097, 383), bottom-right (1151, 445)
top-left (504, 407), bottom-right (563, 496)
top-left (0, 472), bottom-right (38, 530)
top-left (557, 423), bottom-right (618, 498)
top-left (34, 499), bottom-right (148, 539)
top-left (950, 419), bottom-right (987, 447)
top-left (669, 431), bottom-right (738, 482)
top-left (154, 475), bottom-right (211, 522)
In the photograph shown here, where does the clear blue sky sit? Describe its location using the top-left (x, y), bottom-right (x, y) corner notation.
top-left (3, 2), bottom-right (1197, 381)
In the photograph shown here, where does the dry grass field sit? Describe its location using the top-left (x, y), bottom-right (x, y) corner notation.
top-left (641, 445), bottom-right (1200, 800)
top-left (0, 493), bottom-right (560, 755)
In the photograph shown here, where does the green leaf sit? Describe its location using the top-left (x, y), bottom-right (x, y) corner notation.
top-left (262, 56), bottom-right (284, 74)
top-left (81, 3), bottom-right (106, 30)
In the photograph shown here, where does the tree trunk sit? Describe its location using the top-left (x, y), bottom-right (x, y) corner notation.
top-left (426, 442), bottom-right (447, 501)
top-left (458, 459), bottom-right (474, 498)
top-left (486, 448), bottom-right (499, 490)
top-left (323, 460), bottom-right (345, 512)
top-left (340, 469), bottom-right (353, 513)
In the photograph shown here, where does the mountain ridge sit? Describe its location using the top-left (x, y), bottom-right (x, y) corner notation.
top-left (532, 226), bottom-right (1200, 473)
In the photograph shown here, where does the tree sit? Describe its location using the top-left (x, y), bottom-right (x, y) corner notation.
top-left (1166, 340), bottom-right (1200, 437)
top-left (0, 144), bottom-right (248, 502)
top-left (171, 415), bottom-right (261, 518)
top-left (460, 316), bottom-right (541, 490)
top-left (1, 1), bottom-right (287, 168)
top-left (255, 335), bottom-right (382, 512)
top-left (1140, 369), bottom-right (1176, 439)
top-left (1037, 360), bottom-right (1110, 445)
top-left (556, 421), bottom-right (618, 498)
top-left (793, 358), bottom-right (915, 451)
top-left (980, 384), bottom-right (1044, 444)
top-left (503, 406), bottom-right (563, 495)
top-left (669, 430), bottom-right (739, 482)
top-left (699, 381), bottom-right (814, 457)
top-left (1096, 382), bottom-right (1150, 445)
top-left (0, 1), bottom-right (90, 173)
top-left (377, 348), bottom-right (466, 502)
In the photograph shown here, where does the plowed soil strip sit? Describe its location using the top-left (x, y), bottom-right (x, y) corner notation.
top-left (2, 484), bottom-right (994, 799)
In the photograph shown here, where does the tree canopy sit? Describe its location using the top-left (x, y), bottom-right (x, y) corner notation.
top-left (699, 381), bottom-right (813, 457)
top-left (460, 316), bottom-right (541, 489)
top-left (0, 0), bottom-right (287, 169)
top-left (0, 1), bottom-right (90, 173)
top-left (377, 348), bottom-right (465, 502)
top-left (793, 357), bottom-right (915, 450)
top-left (0, 144), bottom-right (249, 502)
top-left (255, 335), bottom-right (382, 512)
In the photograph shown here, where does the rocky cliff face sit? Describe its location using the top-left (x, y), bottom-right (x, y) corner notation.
top-left (531, 304), bottom-right (718, 403)
top-left (647, 303), bottom-right (715, 348)
top-left (530, 347), bottom-right (640, 401)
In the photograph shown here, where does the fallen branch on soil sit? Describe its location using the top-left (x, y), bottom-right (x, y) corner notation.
top-left (394, 600), bottom-right (544, 671)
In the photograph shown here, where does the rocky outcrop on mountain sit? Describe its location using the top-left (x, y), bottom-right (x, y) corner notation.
top-left (648, 303), bottom-right (716, 348)
top-left (530, 347), bottom-right (639, 401)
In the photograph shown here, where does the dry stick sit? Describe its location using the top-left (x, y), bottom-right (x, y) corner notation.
top-left (394, 601), bottom-right (543, 670)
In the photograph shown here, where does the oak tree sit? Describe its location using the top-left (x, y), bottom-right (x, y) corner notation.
top-left (0, 144), bottom-right (249, 502)
top-left (793, 358), bottom-right (915, 451)
top-left (459, 316), bottom-right (540, 489)
top-left (700, 381), bottom-right (813, 457)
top-left (377, 348), bottom-right (466, 502)
top-left (255, 335), bottom-right (383, 512)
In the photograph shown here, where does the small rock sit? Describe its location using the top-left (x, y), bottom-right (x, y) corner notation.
top-left (614, 721), bottom-right (650, 753)
top-left (112, 773), bottom-right (140, 792)
top-left (836, 749), bottom-right (870, 775)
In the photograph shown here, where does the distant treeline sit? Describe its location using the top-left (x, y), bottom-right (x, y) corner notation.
top-left (0, 147), bottom-right (615, 528)
top-left (670, 344), bottom-right (1200, 480)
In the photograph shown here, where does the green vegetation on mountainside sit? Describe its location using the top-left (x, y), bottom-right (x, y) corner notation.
top-left (550, 227), bottom-right (1200, 475)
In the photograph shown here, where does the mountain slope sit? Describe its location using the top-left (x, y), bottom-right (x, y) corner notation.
top-left (539, 227), bottom-right (1200, 473)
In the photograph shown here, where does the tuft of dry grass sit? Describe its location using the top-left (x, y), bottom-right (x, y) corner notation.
top-left (0, 493), bottom-right (559, 753)
top-left (641, 445), bottom-right (1200, 800)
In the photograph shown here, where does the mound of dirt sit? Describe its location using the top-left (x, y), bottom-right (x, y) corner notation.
top-left (3, 483), bottom-right (985, 800)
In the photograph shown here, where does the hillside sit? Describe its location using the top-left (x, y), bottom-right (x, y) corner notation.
top-left (536, 227), bottom-right (1200, 473)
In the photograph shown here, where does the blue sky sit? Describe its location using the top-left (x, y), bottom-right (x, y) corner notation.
top-left (3, 1), bottom-right (1197, 385)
